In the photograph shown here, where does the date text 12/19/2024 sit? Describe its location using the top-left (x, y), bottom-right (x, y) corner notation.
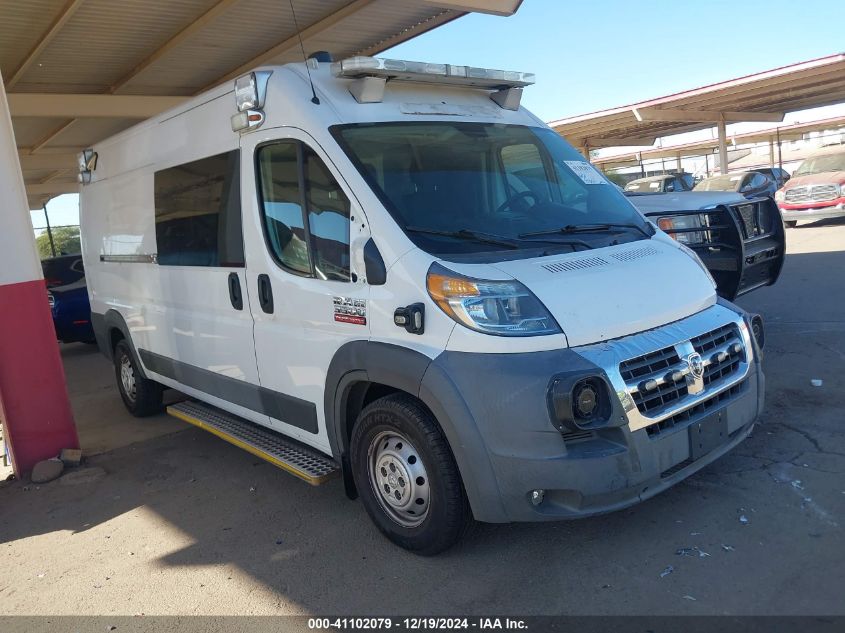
top-left (307, 618), bottom-right (528, 630)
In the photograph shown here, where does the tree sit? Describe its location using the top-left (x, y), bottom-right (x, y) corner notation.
top-left (36, 226), bottom-right (81, 259)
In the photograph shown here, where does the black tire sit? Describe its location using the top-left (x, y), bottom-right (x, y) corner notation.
top-left (785, 220), bottom-right (797, 228)
top-left (350, 393), bottom-right (472, 555)
top-left (113, 339), bottom-right (163, 417)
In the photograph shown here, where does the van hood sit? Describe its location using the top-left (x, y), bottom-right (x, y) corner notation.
top-left (784, 171), bottom-right (845, 188)
top-left (490, 238), bottom-right (717, 347)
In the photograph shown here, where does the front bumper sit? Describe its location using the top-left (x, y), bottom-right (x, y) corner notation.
top-left (779, 200), bottom-right (845, 221)
top-left (425, 302), bottom-right (763, 523)
top-left (487, 371), bottom-right (758, 521)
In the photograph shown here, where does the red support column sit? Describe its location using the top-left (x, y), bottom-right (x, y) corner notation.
top-left (0, 70), bottom-right (78, 476)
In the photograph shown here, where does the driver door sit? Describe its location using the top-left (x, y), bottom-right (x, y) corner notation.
top-left (240, 128), bottom-right (370, 453)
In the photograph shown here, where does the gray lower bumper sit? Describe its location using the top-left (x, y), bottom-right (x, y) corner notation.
top-left (486, 372), bottom-right (758, 521)
top-left (423, 319), bottom-right (763, 523)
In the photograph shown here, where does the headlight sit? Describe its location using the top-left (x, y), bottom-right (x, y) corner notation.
top-left (656, 214), bottom-right (704, 244)
top-left (426, 263), bottom-right (561, 336)
top-left (839, 183), bottom-right (845, 197)
top-left (774, 189), bottom-right (785, 201)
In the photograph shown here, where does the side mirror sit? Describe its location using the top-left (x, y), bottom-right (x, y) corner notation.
top-left (363, 238), bottom-right (387, 286)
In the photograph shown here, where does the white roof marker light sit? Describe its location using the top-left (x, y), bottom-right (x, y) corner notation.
top-left (331, 56), bottom-right (535, 110)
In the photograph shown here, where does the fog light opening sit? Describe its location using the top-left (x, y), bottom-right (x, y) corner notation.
top-left (570, 377), bottom-right (610, 428)
top-left (530, 489), bottom-right (545, 506)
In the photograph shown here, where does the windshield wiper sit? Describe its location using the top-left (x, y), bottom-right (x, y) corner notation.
top-left (405, 226), bottom-right (520, 250)
top-left (519, 223), bottom-right (653, 239)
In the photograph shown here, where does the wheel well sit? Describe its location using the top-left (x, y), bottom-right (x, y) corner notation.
top-left (109, 327), bottom-right (124, 353)
top-left (343, 382), bottom-right (402, 448)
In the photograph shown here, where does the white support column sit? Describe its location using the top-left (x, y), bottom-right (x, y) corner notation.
top-left (676, 152), bottom-right (682, 172)
top-left (717, 115), bottom-right (728, 175)
top-left (0, 70), bottom-right (78, 476)
top-left (769, 138), bottom-right (775, 167)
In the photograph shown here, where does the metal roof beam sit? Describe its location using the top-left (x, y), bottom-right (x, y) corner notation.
top-left (421, 0), bottom-right (523, 16)
top-left (582, 136), bottom-right (656, 148)
top-left (9, 94), bottom-right (187, 118)
top-left (110, 0), bottom-right (243, 93)
top-left (6, 0), bottom-right (85, 90)
top-left (29, 120), bottom-right (76, 153)
top-left (204, 0), bottom-right (377, 92)
top-left (26, 181), bottom-right (78, 196)
top-left (632, 108), bottom-right (784, 123)
top-left (18, 153), bottom-right (77, 170)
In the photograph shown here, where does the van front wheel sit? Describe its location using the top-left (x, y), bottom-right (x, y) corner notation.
top-left (114, 340), bottom-right (163, 417)
top-left (350, 393), bottom-right (471, 555)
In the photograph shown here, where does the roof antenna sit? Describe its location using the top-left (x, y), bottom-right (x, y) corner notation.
top-left (289, 0), bottom-right (320, 105)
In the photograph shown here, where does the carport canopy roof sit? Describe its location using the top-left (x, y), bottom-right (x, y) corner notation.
top-left (1, 0), bottom-right (522, 209)
top-left (592, 114), bottom-right (845, 169)
top-left (550, 53), bottom-right (845, 152)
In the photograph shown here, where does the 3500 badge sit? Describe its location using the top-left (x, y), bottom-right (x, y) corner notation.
top-left (334, 296), bottom-right (367, 325)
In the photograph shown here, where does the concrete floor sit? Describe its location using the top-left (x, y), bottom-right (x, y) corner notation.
top-left (1, 220), bottom-right (844, 616)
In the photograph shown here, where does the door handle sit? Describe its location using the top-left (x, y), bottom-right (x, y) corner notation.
top-left (228, 272), bottom-right (243, 310)
top-left (257, 274), bottom-right (274, 314)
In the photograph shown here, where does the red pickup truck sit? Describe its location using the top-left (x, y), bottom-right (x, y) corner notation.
top-left (775, 145), bottom-right (845, 227)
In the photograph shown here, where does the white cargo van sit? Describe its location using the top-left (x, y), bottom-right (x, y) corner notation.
top-left (80, 56), bottom-right (765, 554)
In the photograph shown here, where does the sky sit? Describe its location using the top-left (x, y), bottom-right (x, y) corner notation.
top-left (31, 0), bottom-right (844, 227)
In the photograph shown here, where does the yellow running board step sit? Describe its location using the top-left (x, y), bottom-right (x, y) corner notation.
top-left (167, 401), bottom-right (340, 486)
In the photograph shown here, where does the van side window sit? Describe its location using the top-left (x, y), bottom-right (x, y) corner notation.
top-left (257, 143), bottom-right (311, 275)
top-left (257, 142), bottom-right (351, 282)
top-left (303, 147), bottom-right (351, 282)
top-left (154, 150), bottom-right (243, 267)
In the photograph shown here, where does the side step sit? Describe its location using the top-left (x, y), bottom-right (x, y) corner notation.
top-left (167, 401), bottom-right (340, 486)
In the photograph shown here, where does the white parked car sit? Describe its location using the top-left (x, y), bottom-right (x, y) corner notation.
top-left (79, 56), bottom-right (765, 554)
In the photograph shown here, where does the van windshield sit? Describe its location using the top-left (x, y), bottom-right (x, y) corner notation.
top-left (793, 151), bottom-right (845, 176)
top-left (332, 122), bottom-right (650, 257)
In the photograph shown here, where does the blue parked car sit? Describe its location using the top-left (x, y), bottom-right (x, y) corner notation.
top-left (42, 253), bottom-right (85, 288)
top-left (41, 255), bottom-right (95, 344)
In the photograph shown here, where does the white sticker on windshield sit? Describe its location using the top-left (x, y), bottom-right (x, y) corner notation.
top-left (564, 160), bottom-right (607, 185)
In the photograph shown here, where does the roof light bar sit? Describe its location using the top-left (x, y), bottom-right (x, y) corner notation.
top-left (332, 56), bottom-right (535, 89)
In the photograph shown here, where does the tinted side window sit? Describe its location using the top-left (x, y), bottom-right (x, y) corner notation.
top-left (303, 147), bottom-right (351, 282)
top-left (257, 143), bottom-right (311, 275)
top-left (257, 142), bottom-right (351, 281)
top-left (154, 151), bottom-right (243, 267)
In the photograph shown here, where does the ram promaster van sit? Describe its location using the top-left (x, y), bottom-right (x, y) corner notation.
top-left (80, 56), bottom-right (766, 554)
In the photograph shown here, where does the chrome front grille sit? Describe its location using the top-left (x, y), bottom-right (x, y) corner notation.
top-left (620, 344), bottom-right (687, 414)
top-left (621, 323), bottom-right (745, 418)
top-left (576, 304), bottom-right (753, 434)
top-left (784, 184), bottom-right (839, 204)
top-left (619, 345), bottom-right (679, 381)
top-left (692, 323), bottom-right (742, 387)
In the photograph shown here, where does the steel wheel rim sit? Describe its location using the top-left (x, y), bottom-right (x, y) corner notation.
top-left (368, 430), bottom-right (430, 528)
top-left (120, 355), bottom-right (136, 402)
